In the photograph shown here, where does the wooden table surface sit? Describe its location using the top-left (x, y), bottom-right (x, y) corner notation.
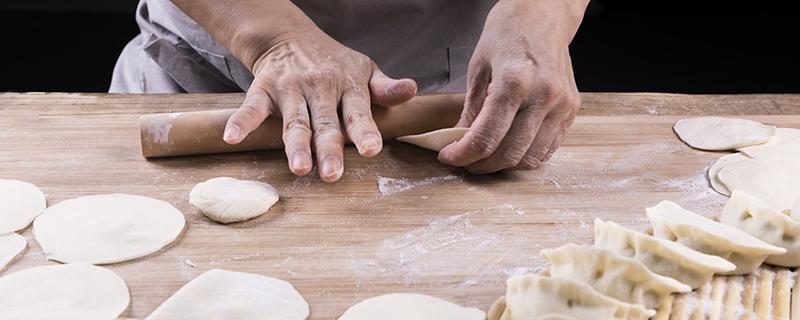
top-left (1, 92), bottom-right (799, 319)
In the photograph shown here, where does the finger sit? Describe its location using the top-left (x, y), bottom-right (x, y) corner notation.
top-left (514, 113), bottom-right (564, 170)
top-left (278, 89), bottom-right (313, 177)
top-left (456, 62), bottom-right (491, 127)
top-left (437, 80), bottom-right (525, 167)
top-left (304, 79), bottom-right (345, 183)
top-left (341, 87), bottom-right (382, 157)
top-left (542, 125), bottom-right (568, 162)
top-left (465, 106), bottom-right (548, 174)
top-left (369, 65), bottom-right (417, 107)
top-left (223, 84), bottom-right (273, 144)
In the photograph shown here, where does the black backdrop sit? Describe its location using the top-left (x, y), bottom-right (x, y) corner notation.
top-left (0, 0), bottom-right (797, 93)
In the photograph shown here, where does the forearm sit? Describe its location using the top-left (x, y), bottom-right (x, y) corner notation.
top-left (492, 0), bottom-right (590, 46)
top-left (170, 0), bottom-right (321, 70)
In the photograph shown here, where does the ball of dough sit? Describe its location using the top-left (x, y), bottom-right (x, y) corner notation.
top-left (189, 177), bottom-right (279, 224)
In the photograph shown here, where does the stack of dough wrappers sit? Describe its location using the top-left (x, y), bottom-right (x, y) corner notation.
top-left (487, 190), bottom-right (800, 320)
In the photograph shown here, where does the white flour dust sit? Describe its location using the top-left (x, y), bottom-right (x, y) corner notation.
top-left (377, 175), bottom-right (462, 196)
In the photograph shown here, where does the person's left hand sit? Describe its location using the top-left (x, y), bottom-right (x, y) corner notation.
top-left (438, 0), bottom-right (588, 174)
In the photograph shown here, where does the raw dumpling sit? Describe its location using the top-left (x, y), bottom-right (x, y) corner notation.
top-left (720, 190), bottom-right (800, 267)
top-left (489, 274), bottom-right (656, 320)
top-left (487, 297), bottom-right (580, 320)
top-left (396, 128), bottom-right (469, 151)
top-left (717, 156), bottom-right (800, 211)
top-left (647, 200), bottom-right (785, 274)
top-left (541, 243), bottom-right (691, 308)
top-left (0, 179), bottom-right (47, 234)
top-left (673, 117), bottom-right (776, 151)
top-left (707, 152), bottom-right (749, 196)
top-left (594, 219), bottom-right (735, 288)
top-left (737, 127), bottom-right (800, 158)
top-left (189, 177), bottom-right (279, 223)
top-left (338, 293), bottom-right (485, 320)
top-left (147, 269), bottom-right (309, 320)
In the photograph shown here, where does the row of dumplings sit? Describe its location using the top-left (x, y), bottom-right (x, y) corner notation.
top-left (487, 189), bottom-right (799, 320)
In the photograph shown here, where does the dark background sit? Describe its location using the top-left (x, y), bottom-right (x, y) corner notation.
top-left (0, 0), bottom-right (797, 93)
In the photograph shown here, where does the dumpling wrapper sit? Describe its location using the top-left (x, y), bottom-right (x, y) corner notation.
top-left (189, 177), bottom-right (279, 223)
top-left (0, 263), bottom-right (129, 320)
top-left (594, 219), bottom-right (735, 288)
top-left (489, 274), bottom-right (655, 320)
top-left (339, 293), bottom-right (485, 320)
top-left (0, 179), bottom-right (47, 234)
top-left (707, 152), bottom-right (749, 196)
top-left (647, 200), bottom-right (785, 274)
top-left (0, 233), bottom-right (26, 272)
top-left (737, 127), bottom-right (800, 158)
top-left (396, 128), bottom-right (469, 151)
top-left (720, 190), bottom-right (800, 267)
top-left (542, 244), bottom-right (690, 308)
top-left (717, 156), bottom-right (800, 211)
top-left (673, 117), bottom-right (776, 150)
top-left (146, 269), bottom-right (308, 320)
top-left (33, 194), bottom-right (185, 264)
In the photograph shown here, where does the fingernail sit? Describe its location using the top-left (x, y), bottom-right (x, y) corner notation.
top-left (223, 125), bottom-right (241, 143)
top-left (291, 152), bottom-right (311, 174)
top-left (320, 157), bottom-right (343, 181)
top-left (360, 134), bottom-right (382, 156)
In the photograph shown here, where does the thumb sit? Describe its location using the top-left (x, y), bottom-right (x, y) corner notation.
top-left (369, 65), bottom-right (417, 107)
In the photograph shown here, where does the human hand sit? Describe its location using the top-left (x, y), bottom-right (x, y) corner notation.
top-left (223, 31), bottom-right (417, 182)
top-left (438, 0), bottom-right (588, 174)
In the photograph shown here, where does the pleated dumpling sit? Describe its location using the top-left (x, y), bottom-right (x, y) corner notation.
top-left (647, 200), bottom-right (786, 275)
top-left (720, 190), bottom-right (800, 267)
top-left (541, 244), bottom-right (691, 308)
top-left (489, 274), bottom-right (655, 320)
top-left (594, 219), bottom-right (735, 288)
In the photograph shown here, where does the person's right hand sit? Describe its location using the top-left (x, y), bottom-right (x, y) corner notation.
top-left (222, 31), bottom-right (417, 183)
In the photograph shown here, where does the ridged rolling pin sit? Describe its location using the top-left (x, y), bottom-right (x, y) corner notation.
top-left (139, 93), bottom-right (465, 158)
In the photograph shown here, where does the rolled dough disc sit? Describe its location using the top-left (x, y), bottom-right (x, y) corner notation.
top-left (33, 193), bottom-right (185, 264)
top-left (0, 262), bottom-right (129, 319)
top-left (737, 127), bottom-right (800, 158)
top-left (707, 152), bottom-right (750, 196)
top-left (338, 293), bottom-right (486, 320)
top-left (717, 156), bottom-right (800, 211)
top-left (0, 179), bottom-right (46, 234)
top-left (146, 269), bottom-right (309, 320)
top-left (673, 117), bottom-right (776, 151)
top-left (189, 177), bottom-right (279, 223)
top-left (0, 233), bottom-right (26, 272)
top-left (397, 128), bottom-right (469, 152)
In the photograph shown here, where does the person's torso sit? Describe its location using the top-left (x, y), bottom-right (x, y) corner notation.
top-left (138, 0), bottom-right (495, 93)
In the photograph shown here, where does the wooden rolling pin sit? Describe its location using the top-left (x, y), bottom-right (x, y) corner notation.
top-left (139, 93), bottom-right (465, 158)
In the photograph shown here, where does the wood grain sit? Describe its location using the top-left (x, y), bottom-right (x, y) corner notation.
top-left (1, 92), bottom-right (799, 319)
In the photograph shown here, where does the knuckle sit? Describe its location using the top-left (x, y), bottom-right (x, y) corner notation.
top-left (305, 69), bottom-right (337, 86)
top-left (238, 103), bottom-right (263, 121)
top-left (343, 109), bottom-right (371, 127)
top-left (535, 78), bottom-right (564, 105)
top-left (518, 155), bottom-right (542, 170)
top-left (497, 70), bottom-right (529, 95)
top-left (466, 133), bottom-right (500, 158)
top-left (312, 116), bottom-right (341, 135)
top-left (502, 145), bottom-right (529, 164)
top-left (283, 113), bottom-right (311, 133)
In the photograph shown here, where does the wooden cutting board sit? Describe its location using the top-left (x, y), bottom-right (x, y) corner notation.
top-left (1, 92), bottom-right (799, 319)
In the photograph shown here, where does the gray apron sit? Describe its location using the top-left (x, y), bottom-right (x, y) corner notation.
top-left (110, 0), bottom-right (494, 94)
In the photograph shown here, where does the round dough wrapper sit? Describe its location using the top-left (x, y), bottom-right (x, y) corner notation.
top-left (737, 127), bottom-right (800, 158)
top-left (0, 233), bottom-right (26, 272)
top-left (397, 128), bottom-right (469, 152)
top-left (146, 269), bottom-right (309, 320)
top-left (673, 117), bottom-right (776, 151)
top-left (0, 263), bottom-right (129, 319)
top-left (189, 177), bottom-right (279, 223)
top-left (33, 193), bottom-right (185, 264)
top-left (707, 152), bottom-right (749, 196)
top-left (0, 179), bottom-right (47, 234)
top-left (339, 293), bottom-right (486, 320)
top-left (717, 156), bottom-right (800, 211)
